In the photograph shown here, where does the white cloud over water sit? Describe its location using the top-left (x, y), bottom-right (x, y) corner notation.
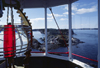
top-left (76, 5), bottom-right (97, 14)
top-left (80, 2), bottom-right (96, 7)
top-left (63, 12), bottom-right (75, 15)
top-left (60, 18), bottom-right (68, 21)
top-left (64, 3), bottom-right (97, 15)
top-left (30, 17), bottom-right (53, 22)
top-left (47, 14), bottom-right (63, 17)
top-left (30, 18), bottom-right (44, 21)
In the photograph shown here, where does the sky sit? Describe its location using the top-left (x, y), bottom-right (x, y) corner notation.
top-left (0, 0), bottom-right (98, 29)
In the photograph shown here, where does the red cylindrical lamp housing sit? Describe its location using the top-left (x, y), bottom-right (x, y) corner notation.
top-left (3, 25), bottom-right (16, 58)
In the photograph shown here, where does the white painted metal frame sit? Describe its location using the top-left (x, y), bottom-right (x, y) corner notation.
top-left (43, 2), bottom-right (73, 60)
top-left (46, 3), bottom-right (93, 68)
top-left (18, 4), bottom-right (94, 68)
top-left (45, 3), bottom-right (73, 61)
top-left (31, 7), bottom-right (48, 57)
top-left (68, 3), bottom-right (72, 60)
top-left (98, 0), bottom-right (100, 68)
top-left (45, 7), bottom-right (48, 55)
top-left (30, 1), bottom-right (95, 68)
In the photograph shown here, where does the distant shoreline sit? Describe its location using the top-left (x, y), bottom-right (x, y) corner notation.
top-left (32, 28), bottom-right (98, 31)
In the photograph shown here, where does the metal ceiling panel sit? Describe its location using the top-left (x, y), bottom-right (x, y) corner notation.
top-left (4, 0), bottom-right (78, 8)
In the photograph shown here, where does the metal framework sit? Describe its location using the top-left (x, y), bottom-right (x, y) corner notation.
top-left (98, 0), bottom-right (100, 68)
top-left (3, 0), bottom-right (78, 8)
top-left (45, 7), bottom-right (48, 55)
top-left (68, 3), bottom-right (72, 61)
top-left (1, 0), bottom-right (100, 68)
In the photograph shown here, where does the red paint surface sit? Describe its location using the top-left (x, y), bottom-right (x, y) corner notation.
top-left (4, 25), bottom-right (16, 58)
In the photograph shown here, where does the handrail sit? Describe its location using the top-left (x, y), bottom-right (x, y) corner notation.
top-left (31, 51), bottom-right (98, 62)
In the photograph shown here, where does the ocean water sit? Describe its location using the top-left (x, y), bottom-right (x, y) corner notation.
top-left (32, 30), bottom-right (98, 65)
top-left (33, 31), bottom-right (45, 44)
top-left (0, 30), bottom-right (98, 65)
top-left (72, 30), bottom-right (98, 65)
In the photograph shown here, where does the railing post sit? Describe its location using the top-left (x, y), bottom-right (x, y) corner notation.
top-left (68, 3), bottom-right (72, 60)
top-left (98, 0), bottom-right (100, 68)
top-left (45, 7), bottom-right (48, 55)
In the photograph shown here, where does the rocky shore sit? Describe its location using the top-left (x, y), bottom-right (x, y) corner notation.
top-left (31, 29), bottom-right (84, 51)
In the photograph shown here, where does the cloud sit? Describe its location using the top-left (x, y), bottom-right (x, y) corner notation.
top-left (30, 17), bottom-right (54, 29)
top-left (47, 14), bottom-right (52, 17)
top-left (30, 17), bottom-right (53, 26)
top-left (30, 17), bottom-right (53, 22)
top-left (9, 16), bottom-right (11, 18)
top-left (47, 17), bottom-right (53, 20)
top-left (47, 14), bottom-right (63, 17)
top-left (80, 4), bottom-right (87, 7)
top-left (60, 18), bottom-right (68, 21)
top-left (89, 2), bottom-right (96, 5)
top-left (64, 3), bottom-right (97, 14)
top-left (80, 2), bottom-right (96, 7)
top-left (64, 3), bottom-right (78, 11)
top-left (17, 19), bottom-right (20, 22)
top-left (47, 17), bottom-right (53, 21)
top-left (30, 18), bottom-right (44, 21)
top-left (63, 12), bottom-right (75, 15)
top-left (0, 22), bottom-right (6, 25)
top-left (76, 5), bottom-right (97, 14)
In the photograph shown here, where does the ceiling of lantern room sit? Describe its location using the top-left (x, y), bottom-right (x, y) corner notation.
top-left (3, 0), bottom-right (78, 8)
